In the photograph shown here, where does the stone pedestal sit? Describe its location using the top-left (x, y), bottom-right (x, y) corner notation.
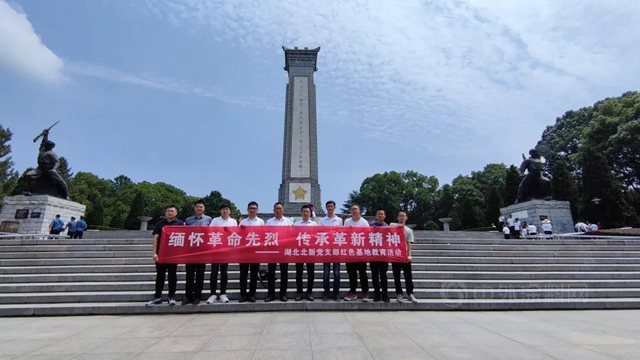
top-left (439, 217), bottom-right (452, 231)
top-left (0, 195), bottom-right (86, 234)
top-left (137, 216), bottom-right (152, 231)
top-left (500, 200), bottom-right (574, 234)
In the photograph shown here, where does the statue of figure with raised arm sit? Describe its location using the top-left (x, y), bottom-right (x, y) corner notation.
top-left (515, 144), bottom-right (552, 203)
top-left (16, 121), bottom-right (69, 199)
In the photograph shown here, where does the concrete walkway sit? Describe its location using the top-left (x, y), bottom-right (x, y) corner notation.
top-left (0, 310), bottom-right (638, 359)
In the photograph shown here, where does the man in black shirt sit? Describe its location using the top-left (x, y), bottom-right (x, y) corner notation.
top-left (182, 199), bottom-right (212, 305)
top-left (146, 205), bottom-right (184, 306)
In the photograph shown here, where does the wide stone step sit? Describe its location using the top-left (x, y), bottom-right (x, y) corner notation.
top-left (4, 263), bottom-right (640, 274)
top-left (0, 245), bottom-right (150, 252)
top-left (2, 287), bottom-right (640, 306)
top-left (2, 256), bottom-right (640, 267)
top-left (3, 296), bottom-right (640, 317)
top-left (2, 279), bottom-right (639, 296)
top-left (2, 270), bottom-right (639, 283)
top-left (0, 251), bottom-right (151, 259)
top-left (6, 263), bottom-right (640, 275)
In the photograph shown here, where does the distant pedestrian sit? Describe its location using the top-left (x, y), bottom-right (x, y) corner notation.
top-left (49, 214), bottom-right (64, 237)
top-left (74, 216), bottom-right (87, 239)
top-left (502, 225), bottom-right (511, 239)
top-left (64, 217), bottom-right (77, 239)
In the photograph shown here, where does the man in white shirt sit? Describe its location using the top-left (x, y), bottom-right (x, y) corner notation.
top-left (390, 211), bottom-right (417, 303)
top-left (265, 202), bottom-right (293, 302)
top-left (542, 219), bottom-right (553, 236)
top-left (589, 222), bottom-right (598, 231)
top-left (344, 204), bottom-right (370, 302)
top-left (294, 204), bottom-right (317, 301)
top-left (575, 221), bottom-right (589, 232)
top-left (507, 215), bottom-right (515, 237)
top-left (238, 201), bottom-right (264, 303)
top-left (527, 223), bottom-right (538, 237)
top-left (206, 203), bottom-right (237, 304)
top-left (318, 200), bottom-right (343, 301)
top-left (502, 225), bottom-right (511, 239)
top-left (514, 218), bottom-right (521, 239)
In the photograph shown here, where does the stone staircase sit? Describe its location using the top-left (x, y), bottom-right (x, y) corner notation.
top-left (1, 231), bottom-right (640, 316)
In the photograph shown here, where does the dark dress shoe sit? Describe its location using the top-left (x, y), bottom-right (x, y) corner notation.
top-left (248, 296), bottom-right (256, 303)
top-left (264, 296), bottom-right (276, 303)
top-left (306, 294), bottom-right (315, 301)
top-left (192, 299), bottom-right (200, 305)
top-left (239, 296), bottom-right (247, 303)
top-left (295, 294), bottom-right (303, 301)
top-left (280, 295), bottom-right (288, 302)
top-left (181, 299), bottom-right (192, 305)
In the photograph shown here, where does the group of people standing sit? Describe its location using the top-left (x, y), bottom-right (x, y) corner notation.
top-left (49, 214), bottom-right (88, 239)
top-left (499, 215), bottom-right (553, 239)
top-left (147, 200), bottom-right (418, 306)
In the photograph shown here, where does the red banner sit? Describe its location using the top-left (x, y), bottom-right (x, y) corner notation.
top-left (158, 225), bottom-right (407, 264)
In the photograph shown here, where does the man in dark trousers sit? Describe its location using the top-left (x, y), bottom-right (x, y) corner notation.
top-left (182, 199), bottom-right (212, 305)
top-left (369, 208), bottom-right (390, 303)
top-left (238, 201), bottom-right (264, 302)
top-left (146, 205), bottom-right (183, 306)
top-left (294, 204), bottom-right (317, 301)
top-left (265, 202), bottom-right (294, 302)
top-left (391, 211), bottom-right (417, 303)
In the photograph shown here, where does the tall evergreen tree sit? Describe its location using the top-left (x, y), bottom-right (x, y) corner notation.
top-left (485, 185), bottom-right (503, 228)
top-left (551, 159), bottom-right (580, 219)
top-left (503, 165), bottom-right (521, 205)
top-left (0, 125), bottom-right (19, 202)
top-left (57, 157), bottom-right (73, 184)
top-left (124, 192), bottom-right (148, 230)
top-left (581, 146), bottom-right (638, 228)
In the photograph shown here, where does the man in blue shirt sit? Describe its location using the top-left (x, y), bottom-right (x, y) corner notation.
top-left (182, 199), bottom-right (212, 305)
top-left (75, 216), bottom-right (87, 239)
top-left (49, 214), bottom-right (64, 236)
top-left (64, 217), bottom-right (77, 239)
top-left (370, 208), bottom-right (390, 303)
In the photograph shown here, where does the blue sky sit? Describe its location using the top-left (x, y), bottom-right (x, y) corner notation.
top-left (1, 0), bottom-right (639, 211)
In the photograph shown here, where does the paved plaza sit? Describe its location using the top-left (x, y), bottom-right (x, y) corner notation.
top-left (0, 310), bottom-right (639, 359)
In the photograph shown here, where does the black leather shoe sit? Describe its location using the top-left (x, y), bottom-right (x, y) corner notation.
top-left (239, 296), bottom-right (247, 303)
top-left (280, 295), bottom-right (288, 302)
top-left (181, 299), bottom-right (192, 305)
top-left (306, 294), bottom-right (315, 301)
top-left (248, 296), bottom-right (256, 303)
top-left (192, 299), bottom-right (200, 305)
top-left (382, 295), bottom-right (390, 303)
top-left (264, 296), bottom-right (276, 303)
top-left (295, 293), bottom-right (303, 301)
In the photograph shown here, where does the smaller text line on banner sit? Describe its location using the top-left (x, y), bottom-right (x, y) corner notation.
top-left (158, 226), bottom-right (407, 264)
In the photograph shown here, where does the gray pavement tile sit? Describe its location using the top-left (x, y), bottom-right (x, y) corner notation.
top-left (500, 331), bottom-right (571, 346)
top-left (169, 325), bottom-right (220, 337)
top-left (72, 354), bottom-right (137, 360)
top-left (251, 349), bottom-right (313, 360)
top-left (360, 333), bottom-right (418, 349)
top-left (226, 314), bottom-right (271, 325)
top-left (201, 335), bottom-right (261, 351)
top-left (0, 340), bottom-right (56, 356)
top-left (143, 336), bottom-right (210, 353)
top-left (22, 328), bottom-right (82, 340)
top-left (450, 330), bottom-right (523, 347)
top-left (88, 337), bottom-right (160, 354)
top-left (132, 352), bottom-right (196, 360)
top-left (313, 348), bottom-right (374, 360)
top-left (0, 329), bottom-right (39, 341)
top-left (425, 346), bottom-right (499, 360)
top-left (310, 333), bottom-right (365, 349)
top-left (478, 344), bottom-right (557, 360)
top-left (186, 315), bottom-right (233, 326)
top-left (29, 338), bottom-right (108, 355)
top-left (307, 312), bottom-right (348, 323)
top-left (75, 326), bottom-right (135, 339)
top-left (268, 312), bottom-right (307, 324)
top-left (432, 321), bottom-right (490, 333)
top-left (145, 315), bottom-right (198, 327)
top-left (192, 350), bottom-right (254, 360)
top-left (532, 345), bottom-right (619, 360)
top-left (220, 323), bottom-right (266, 336)
top-left (585, 344), bottom-right (640, 360)
top-left (350, 323), bottom-right (403, 334)
top-left (264, 322), bottom-right (309, 334)
top-left (118, 325), bottom-right (182, 338)
top-left (544, 330), bottom-right (638, 345)
top-left (369, 345), bottom-right (436, 360)
top-left (406, 332), bottom-right (471, 347)
top-left (11, 355), bottom-right (76, 360)
top-left (309, 322), bottom-right (354, 334)
top-left (257, 333), bottom-right (311, 350)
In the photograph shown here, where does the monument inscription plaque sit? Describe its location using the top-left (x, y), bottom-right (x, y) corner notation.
top-left (15, 209), bottom-right (29, 219)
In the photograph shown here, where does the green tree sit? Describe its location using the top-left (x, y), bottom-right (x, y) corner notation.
top-left (550, 160), bottom-right (580, 219)
top-left (606, 119), bottom-right (640, 191)
top-left (580, 146), bottom-right (638, 228)
top-left (485, 185), bottom-right (503, 228)
top-left (0, 125), bottom-right (19, 203)
top-left (124, 191), bottom-right (149, 230)
top-left (450, 175), bottom-right (485, 229)
top-left (341, 190), bottom-right (360, 215)
top-left (503, 165), bottom-right (522, 206)
top-left (435, 184), bottom-right (454, 220)
top-left (201, 191), bottom-right (240, 218)
top-left (57, 156), bottom-right (73, 185)
top-left (357, 171), bottom-right (405, 221)
top-left (68, 172), bottom-right (115, 227)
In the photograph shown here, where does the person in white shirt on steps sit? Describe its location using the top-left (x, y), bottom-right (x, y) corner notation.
top-left (318, 200), bottom-right (343, 301)
top-left (265, 202), bottom-right (294, 302)
top-left (206, 203), bottom-right (237, 304)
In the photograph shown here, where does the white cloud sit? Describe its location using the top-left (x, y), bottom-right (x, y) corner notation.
top-left (66, 61), bottom-right (278, 110)
top-left (127, 0), bottom-right (640, 159)
top-left (0, 0), bottom-right (64, 82)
